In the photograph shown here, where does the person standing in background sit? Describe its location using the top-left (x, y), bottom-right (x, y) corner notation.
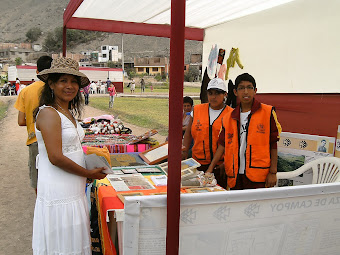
top-left (182, 96), bottom-right (193, 135)
top-left (14, 55), bottom-right (53, 193)
top-left (83, 83), bottom-right (90, 105)
top-left (108, 83), bottom-right (117, 108)
top-left (183, 78), bottom-right (232, 188)
top-left (15, 78), bottom-right (20, 95)
top-left (130, 79), bottom-right (136, 93)
top-left (206, 73), bottom-right (281, 190)
top-left (140, 78), bottom-right (145, 93)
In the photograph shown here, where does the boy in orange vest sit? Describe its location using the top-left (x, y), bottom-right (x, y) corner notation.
top-left (183, 78), bottom-right (233, 188)
top-left (206, 73), bottom-right (281, 189)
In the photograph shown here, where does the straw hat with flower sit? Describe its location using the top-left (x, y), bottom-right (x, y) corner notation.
top-left (37, 57), bottom-right (90, 88)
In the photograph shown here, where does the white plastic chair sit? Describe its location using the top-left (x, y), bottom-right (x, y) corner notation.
top-left (90, 83), bottom-right (97, 94)
top-left (277, 157), bottom-right (340, 184)
top-left (100, 84), bottom-right (106, 94)
top-left (9, 88), bottom-right (15, 96)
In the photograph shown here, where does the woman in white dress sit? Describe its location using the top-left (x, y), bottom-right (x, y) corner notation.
top-left (32, 58), bottom-right (107, 255)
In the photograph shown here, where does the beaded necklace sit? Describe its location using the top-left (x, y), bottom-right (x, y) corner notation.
top-left (56, 102), bottom-right (76, 126)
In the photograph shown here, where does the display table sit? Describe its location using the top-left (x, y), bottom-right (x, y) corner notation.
top-left (95, 178), bottom-right (192, 254)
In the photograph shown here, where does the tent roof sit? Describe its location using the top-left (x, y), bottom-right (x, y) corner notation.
top-left (65, 0), bottom-right (295, 41)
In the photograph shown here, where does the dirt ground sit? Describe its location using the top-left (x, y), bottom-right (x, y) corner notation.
top-left (0, 96), bottom-right (166, 254)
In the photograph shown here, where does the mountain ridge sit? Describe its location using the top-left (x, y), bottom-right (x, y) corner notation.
top-left (0, 0), bottom-right (202, 63)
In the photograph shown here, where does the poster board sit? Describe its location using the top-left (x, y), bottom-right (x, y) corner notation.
top-left (123, 183), bottom-right (340, 255)
top-left (335, 125), bottom-right (340, 158)
top-left (277, 132), bottom-right (335, 186)
top-left (139, 142), bottom-right (169, 165)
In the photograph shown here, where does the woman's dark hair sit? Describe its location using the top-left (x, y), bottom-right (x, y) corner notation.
top-left (33, 73), bottom-right (83, 120)
top-left (183, 96), bottom-right (194, 106)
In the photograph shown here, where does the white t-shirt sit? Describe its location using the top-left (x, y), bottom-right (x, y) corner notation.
top-left (239, 110), bottom-right (251, 174)
top-left (191, 107), bottom-right (223, 125)
top-left (209, 107), bottom-right (223, 125)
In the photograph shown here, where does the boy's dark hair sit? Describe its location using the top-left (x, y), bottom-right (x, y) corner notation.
top-left (235, 73), bottom-right (256, 89)
top-left (183, 96), bottom-right (193, 106)
top-left (37, 56), bottom-right (53, 72)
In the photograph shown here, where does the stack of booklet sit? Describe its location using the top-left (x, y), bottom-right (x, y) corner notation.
top-left (84, 154), bottom-right (113, 174)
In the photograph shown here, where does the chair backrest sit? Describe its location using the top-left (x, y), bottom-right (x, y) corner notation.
top-left (312, 157), bottom-right (340, 184)
top-left (277, 157), bottom-right (340, 184)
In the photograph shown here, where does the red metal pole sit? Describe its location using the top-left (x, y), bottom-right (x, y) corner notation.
top-left (166, 0), bottom-right (185, 254)
top-left (63, 26), bottom-right (67, 57)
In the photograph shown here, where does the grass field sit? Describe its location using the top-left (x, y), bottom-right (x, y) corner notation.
top-left (0, 100), bottom-right (8, 121)
top-left (89, 96), bottom-right (200, 136)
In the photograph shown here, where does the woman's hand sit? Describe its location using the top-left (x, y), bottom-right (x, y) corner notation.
top-left (87, 167), bottom-right (107, 180)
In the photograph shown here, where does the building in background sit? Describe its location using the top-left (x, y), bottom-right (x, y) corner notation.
top-left (184, 53), bottom-right (202, 75)
top-left (98, 45), bottom-right (122, 63)
top-left (134, 57), bottom-right (168, 75)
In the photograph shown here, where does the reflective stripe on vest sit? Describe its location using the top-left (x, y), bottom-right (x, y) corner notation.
top-left (191, 103), bottom-right (231, 165)
top-left (224, 103), bottom-right (272, 188)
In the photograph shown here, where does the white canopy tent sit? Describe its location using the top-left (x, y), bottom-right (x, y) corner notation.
top-left (63, 1), bottom-right (297, 254)
top-left (71, 0), bottom-right (295, 29)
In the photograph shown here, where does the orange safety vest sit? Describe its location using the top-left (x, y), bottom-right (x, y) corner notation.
top-left (191, 103), bottom-right (232, 165)
top-left (223, 103), bottom-right (273, 188)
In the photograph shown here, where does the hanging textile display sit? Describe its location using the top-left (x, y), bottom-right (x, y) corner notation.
top-left (206, 44), bottom-right (218, 79)
top-left (225, 47), bottom-right (244, 80)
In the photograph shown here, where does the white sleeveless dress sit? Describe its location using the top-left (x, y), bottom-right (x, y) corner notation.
top-left (32, 106), bottom-right (91, 255)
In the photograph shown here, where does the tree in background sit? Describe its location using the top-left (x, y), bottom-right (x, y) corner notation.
top-left (126, 68), bottom-right (136, 80)
top-left (184, 66), bottom-right (200, 82)
top-left (43, 27), bottom-right (103, 52)
top-left (15, 57), bottom-right (23, 65)
top-left (26, 28), bottom-right (42, 42)
top-left (107, 61), bottom-right (122, 68)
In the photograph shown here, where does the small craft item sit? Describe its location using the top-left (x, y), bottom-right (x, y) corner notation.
top-left (181, 171), bottom-right (217, 187)
top-left (82, 115), bottom-right (116, 123)
top-left (200, 171), bottom-right (217, 187)
top-left (84, 118), bottom-right (130, 135)
top-left (128, 129), bottom-right (158, 144)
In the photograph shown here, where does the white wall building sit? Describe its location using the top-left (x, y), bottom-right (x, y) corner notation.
top-left (98, 45), bottom-right (122, 63)
top-left (202, 0), bottom-right (340, 93)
